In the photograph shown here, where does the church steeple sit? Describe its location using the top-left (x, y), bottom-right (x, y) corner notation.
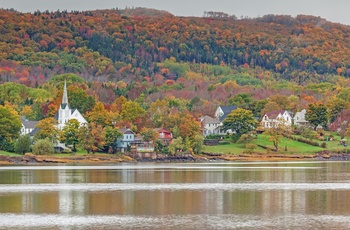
top-left (62, 79), bottom-right (69, 106)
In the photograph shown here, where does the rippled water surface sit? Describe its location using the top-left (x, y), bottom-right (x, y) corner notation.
top-left (1, 161), bottom-right (350, 229)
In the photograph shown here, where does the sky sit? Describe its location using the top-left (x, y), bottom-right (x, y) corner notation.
top-left (0, 0), bottom-right (349, 25)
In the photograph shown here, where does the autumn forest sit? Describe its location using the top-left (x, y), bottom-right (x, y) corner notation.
top-left (2, 7), bottom-right (350, 153)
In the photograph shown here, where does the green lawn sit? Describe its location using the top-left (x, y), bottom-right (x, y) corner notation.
top-left (289, 133), bottom-right (350, 153)
top-left (0, 147), bottom-right (104, 158)
top-left (203, 134), bottom-right (325, 155)
top-left (0, 151), bottom-right (22, 157)
top-left (203, 142), bottom-right (246, 154)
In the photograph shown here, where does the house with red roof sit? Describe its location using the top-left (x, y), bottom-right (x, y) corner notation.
top-left (261, 110), bottom-right (293, 128)
top-left (154, 128), bottom-right (173, 144)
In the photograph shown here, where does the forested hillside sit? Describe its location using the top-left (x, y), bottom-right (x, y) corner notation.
top-left (2, 8), bottom-right (350, 82)
top-left (1, 8), bottom-right (350, 133)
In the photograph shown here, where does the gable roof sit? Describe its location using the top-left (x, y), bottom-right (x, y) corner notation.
top-left (265, 110), bottom-right (285, 119)
top-left (265, 110), bottom-right (293, 119)
top-left (29, 127), bottom-right (40, 137)
top-left (22, 120), bottom-right (38, 129)
top-left (200, 115), bottom-right (220, 124)
top-left (119, 128), bottom-right (134, 135)
top-left (218, 106), bottom-right (238, 122)
top-left (294, 109), bottom-right (307, 122)
top-left (220, 106), bottom-right (238, 114)
top-left (154, 128), bottom-right (172, 133)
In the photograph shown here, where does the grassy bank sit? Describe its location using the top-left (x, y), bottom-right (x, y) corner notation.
top-left (0, 148), bottom-right (107, 158)
top-left (0, 151), bottom-right (22, 157)
top-left (203, 134), bottom-right (326, 155)
top-left (1, 134), bottom-right (349, 158)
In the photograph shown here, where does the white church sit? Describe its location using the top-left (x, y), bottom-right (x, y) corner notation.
top-left (21, 80), bottom-right (87, 137)
top-left (55, 80), bottom-right (87, 129)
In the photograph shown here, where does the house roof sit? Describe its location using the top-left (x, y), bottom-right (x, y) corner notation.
top-left (29, 127), bottom-right (40, 136)
top-left (218, 106), bottom-right (238, 122)
top-left (119, 128), bottom-right (134, 134)
top-left (22, 120), bottom-right (38, 129)
top-left (220, 106), bottom-right (238, 114)
top-left (154, 128), bottom-right (171, 133)
top-left (265, 110), bottom-right (293, 119)
top-left (286, 110), bottom-right (294, 117)
top-left (200, 115), bottom-right (220, 124)
top-left (265, 110), bottom-right (285, 119)
top-left (294, 109), bottom-right (307, 122)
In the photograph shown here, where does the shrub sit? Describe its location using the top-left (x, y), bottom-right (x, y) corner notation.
top-left (317, 128), bottom-right (326, 136)
top-left (283, 133), bottom-right (321, 147)
top-left (301, 129), bottom-right (318, 141)
top-left (14, 135), bottom-right (31, 155)
top-left (230, 134), bottom-right (240, 143)
top-left (0, 139), bottom-right (14, 152)
top-left (245, 143), bottom-right (257, 153)
top-left (192, 134), bottom-right (204, 154)
top-left (162, 146), bottom-right (169, 154)
top-left (32, 139), bottom-right (54, 155)
top-left (61, 148), bottom-right (72, 154)
top-left (205, 134), bottom-right (224, 140)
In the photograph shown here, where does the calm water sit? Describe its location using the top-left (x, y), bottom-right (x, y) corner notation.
top-left (0, 161), bottom-right (350, 229)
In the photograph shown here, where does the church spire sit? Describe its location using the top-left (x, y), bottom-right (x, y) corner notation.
top-left (62, 79), bottom-right (68, 105)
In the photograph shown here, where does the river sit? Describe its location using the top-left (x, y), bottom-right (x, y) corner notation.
top-left (0, 161), bottom-right (350, 229)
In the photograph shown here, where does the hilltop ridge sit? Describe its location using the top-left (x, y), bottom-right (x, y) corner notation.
top-left (1, 8), bottom-right (350, 84)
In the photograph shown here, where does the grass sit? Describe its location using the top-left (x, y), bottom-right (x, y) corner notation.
top-left (0, 147), bottom-right (107, 158)
top-left (203, 143), bottom-right (246, 154)
top-left (0, 151), bottom-right (22, 157)
top-left (289, 133), bottom-right (350, 153)
top-left (256, 134), bottom-right (324, 154)
top-left (203, 134), bottom-right (325, 155)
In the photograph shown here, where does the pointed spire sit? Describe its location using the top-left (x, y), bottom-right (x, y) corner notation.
top-left (62, 79), bottom-right (68, 105)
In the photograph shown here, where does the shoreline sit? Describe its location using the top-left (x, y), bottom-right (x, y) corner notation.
top-left (0, 152), bottom-right (349, 165)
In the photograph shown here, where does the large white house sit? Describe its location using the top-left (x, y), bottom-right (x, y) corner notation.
top-left (200, 115), bottom-right (221, 136)
top-left (293, 109), bottom-right (309, 127)
top-left (20, 119), bottom-right (38, 136)
top-left (55, 80), bottom-right (87, 130)
top-left (261, 110), bottom-right (293, 128)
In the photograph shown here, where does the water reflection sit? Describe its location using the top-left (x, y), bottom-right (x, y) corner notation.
top-left (0, 162), bottom-right (350, 229)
